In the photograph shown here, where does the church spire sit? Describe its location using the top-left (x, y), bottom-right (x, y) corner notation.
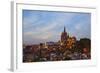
top-left (64, 26), bottom-right (66, 32)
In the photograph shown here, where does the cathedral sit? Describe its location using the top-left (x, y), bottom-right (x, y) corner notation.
top-left (61, 26), bottom-right (69, 47)
top-left (61, 26), bottom-right (76, 49)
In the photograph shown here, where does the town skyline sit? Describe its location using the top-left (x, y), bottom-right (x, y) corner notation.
top-left (23, 10), bottom-right (91, 45)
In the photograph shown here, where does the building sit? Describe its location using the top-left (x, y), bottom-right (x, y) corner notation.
top-left (61, 26), bottom-right (69, 47)
top-left (67, 36), bottom-right (76, 49)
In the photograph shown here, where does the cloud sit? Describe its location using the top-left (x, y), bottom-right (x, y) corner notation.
top-left (23, 10), bottom-right (91, 44)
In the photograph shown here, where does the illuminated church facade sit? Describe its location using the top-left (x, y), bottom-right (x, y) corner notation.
top-left (60, 26), bottom-right (76, 49)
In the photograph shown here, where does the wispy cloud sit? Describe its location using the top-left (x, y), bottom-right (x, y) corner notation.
top-left (23, 10), bottom-right (91, 44)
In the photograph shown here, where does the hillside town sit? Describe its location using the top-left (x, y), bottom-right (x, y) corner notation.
top-left (23, 27), bottom-right (91, 62)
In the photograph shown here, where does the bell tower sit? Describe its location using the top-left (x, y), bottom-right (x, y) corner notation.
top-left (61, 26), bottom-right (68, 47)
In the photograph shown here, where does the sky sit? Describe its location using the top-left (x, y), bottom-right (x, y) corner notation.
top-left (23, 10), bottom-right (91, 45)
